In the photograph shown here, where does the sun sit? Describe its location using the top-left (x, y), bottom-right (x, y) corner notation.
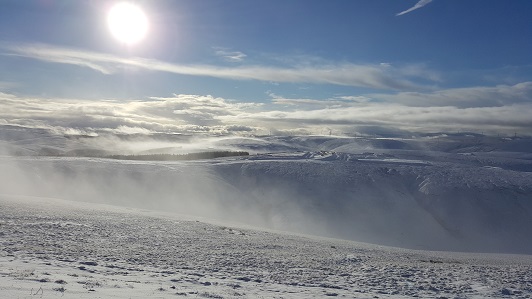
top-left (107, 2), bottom-right (148, 45)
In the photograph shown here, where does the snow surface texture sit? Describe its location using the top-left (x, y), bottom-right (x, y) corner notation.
top-left (1, 195), bottom-right (531, 299)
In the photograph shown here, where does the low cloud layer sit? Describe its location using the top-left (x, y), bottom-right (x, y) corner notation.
top-left (1, 81), bottom-right (531, 137)
top-left (0, 93), bottom-right (260, 135)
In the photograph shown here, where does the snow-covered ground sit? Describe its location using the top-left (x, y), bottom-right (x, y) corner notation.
top-left (1, 195), bottom-right (531, 299)
top-left (1, 127), bottom-right (532, 297)
top-left (2, 148), bottom-right (531, 254)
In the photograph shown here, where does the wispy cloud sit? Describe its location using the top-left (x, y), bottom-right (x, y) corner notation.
top-left (0, 81), bottom-right (18, 90)
top-left (370, 82), bottom-right (532, 108)
top-left (269, 92), bottom-right (371, 108)
top-left (397, 0), bottom-right (433, 16)
top-left (268, 83), bottom-right (532, 111)
top-left (213, 47), bottom-right (247, 62)
top-left (1, 43), bottom-right (437, 91)
top-left (228, 103), bottom-right (532, 135)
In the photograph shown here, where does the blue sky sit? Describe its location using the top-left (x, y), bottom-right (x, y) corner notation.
top-left (1, 0), bottom-right (531, 136)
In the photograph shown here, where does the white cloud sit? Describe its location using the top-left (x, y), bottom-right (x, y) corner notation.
top-left (1, 82), bottom-right (531, 137)
top-left (269, 93), bottom-right (371, 108)
top-left (338, 96), bottom-right (372, 103)
top-left (397, 0), bottom-right (433, 16)
top-left (226, 103), bottom-right (532, 135)
top-left (0, 93), bottom-right (262, 135)
top-left (2, 43), bottom-right (437, 91)
top-left (370, 82), bottom-right (532, 108)
top-left (214, 48), bottom-right (247, 62)
top-left (112, 126), bottom-right (153, 135)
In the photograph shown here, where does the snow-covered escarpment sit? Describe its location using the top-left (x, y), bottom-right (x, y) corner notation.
top-left (1, 146), bottom-right (531, 254)
top-left (213, 152), bottom-right (532, 253)
top-left (1, 129), bottom-right (531, 253)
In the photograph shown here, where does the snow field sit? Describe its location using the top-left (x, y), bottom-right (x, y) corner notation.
top-left (1, 132), bottom-right (532, 298)
top-left (1, 195), bottom-right (532, 298)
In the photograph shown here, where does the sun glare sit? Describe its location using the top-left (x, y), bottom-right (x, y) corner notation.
top-left (107, 2), bottom-right (148, 45)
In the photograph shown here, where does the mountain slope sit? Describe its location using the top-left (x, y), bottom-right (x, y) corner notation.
top-left (2, 149), bottom-right (531, 253)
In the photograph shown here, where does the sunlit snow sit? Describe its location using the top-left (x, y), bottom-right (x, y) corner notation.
top-left (1, 127), bottom-right (531, 298)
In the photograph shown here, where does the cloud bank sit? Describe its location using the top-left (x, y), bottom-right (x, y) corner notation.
top-left (1, 81), bottom-right (531, 137)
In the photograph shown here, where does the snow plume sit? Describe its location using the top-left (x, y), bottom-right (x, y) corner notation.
top-left (397, 0), bottom-right (433, 16)
top-left (0, 157), bottom-right (227, 223)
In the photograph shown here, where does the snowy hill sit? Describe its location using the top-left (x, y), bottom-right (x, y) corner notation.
top-left (1, 127), bottom-right (532, 298)
top-left (2, 195), bottom-right (531, 298)
top-left (1, 128), bottom-right (531, 253)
